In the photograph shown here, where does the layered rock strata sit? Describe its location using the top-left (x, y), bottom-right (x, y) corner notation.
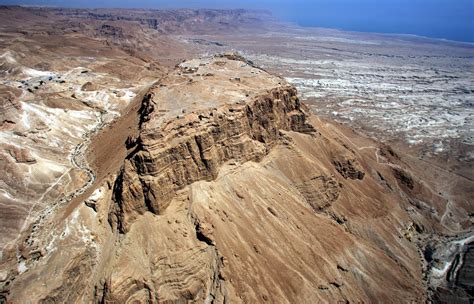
top-left (111, 85), bottom-right (314, 232)
top-left (1, 55), bottom-right (469, 303)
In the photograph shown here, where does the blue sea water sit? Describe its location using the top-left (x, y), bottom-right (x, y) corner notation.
top-left (1, 0), bottom-right (473, 42)
top-left (273, 0), bottom-right (474, 43)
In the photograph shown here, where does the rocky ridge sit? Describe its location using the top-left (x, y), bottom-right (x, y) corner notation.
top-left (111, 83), bottom-right (315, 233)
top-left (1, 54), bottom-right (463, 303)
top-left (0, 6), bottom-right (471, 302)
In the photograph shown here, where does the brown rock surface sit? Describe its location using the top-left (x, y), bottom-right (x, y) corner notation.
top-left (0, 84), bottom-right (22, 129)
top-left (111, 58), bottom-right (314, 232)
top-left (0, 7), bottom-right (472, 303)
top-left (4, 145), bottom-right (36, 163)
top-left (2, 54), bottom-right (468, 303)
top-left (81, 81), bottom-right (98, 91)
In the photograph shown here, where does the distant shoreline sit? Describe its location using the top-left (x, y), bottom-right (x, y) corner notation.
top-left (302, 25), bottom-right (474, 46)
top-left (290, 21), bottom-right (474, 45)
top-left (3, 3), bottom-right (474, 45)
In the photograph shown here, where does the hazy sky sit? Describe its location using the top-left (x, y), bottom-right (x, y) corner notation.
top-left (1, 0), bottom-right (473, 42)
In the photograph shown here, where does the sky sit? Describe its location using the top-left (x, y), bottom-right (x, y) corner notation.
top-left (1, 0), bottom-right (473, 42)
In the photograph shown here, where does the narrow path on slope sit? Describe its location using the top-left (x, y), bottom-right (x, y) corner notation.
top-left (322, 120), bottom-right (466, 228)
top-left (324, 121), bottom-right (472, 182)
top-left (61, 81), bottom-right (157, 220)
top-left (1, 92), bottom-right (108, 254)
top-left (8, 80), bottom-right (154, 256)
top-left (11, 110), bottom-right (110, 253)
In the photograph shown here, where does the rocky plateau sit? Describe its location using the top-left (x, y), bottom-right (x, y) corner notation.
top-left (0, 6), bottom-right (472, 303)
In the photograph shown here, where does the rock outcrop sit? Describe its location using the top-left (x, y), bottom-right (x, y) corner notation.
top-left (1, 54), bottom-right (469, 304)
top-left (0, 6), bottom-right (472, 303)
top-left (110, 84), bottom-right (314, 232)
top-left (0, 84), bottom-right (22, 129)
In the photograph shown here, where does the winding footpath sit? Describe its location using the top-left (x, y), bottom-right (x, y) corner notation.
top-left (20, 110), bottom-right (113, 251)
top-left (69, 110), bottom-right (107, 198)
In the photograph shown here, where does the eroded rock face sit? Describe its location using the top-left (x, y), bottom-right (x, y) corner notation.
top-left (110, 84), bottom-right (314, 232)
top-left (0, 84), bottom-right (22, 129)
top-left (0, 6), bottom-right (471, 303)
top-left (0, 37), bottom-right (162, 250)
top-left (296, 175), bottom-right (341, 212)
top-left (80, 81), bottom-right (98, 91)
top-left (392, 167), bottom-right (415, 190)
top-left (2, 54), bottom-right (470, 304)
top-left (4, 145), bottom-right (36, 164)
top-left (332, 158), bottom-right (365, 180)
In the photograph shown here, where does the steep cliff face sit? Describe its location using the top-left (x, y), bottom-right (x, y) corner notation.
top-left (110, 85), bottom-right (315, 232)
top-left (2, 54), bottom-right (468, 303)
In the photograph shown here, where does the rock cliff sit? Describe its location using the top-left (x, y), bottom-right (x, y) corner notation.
top-left (111, 83), bottom-right (314, 233)
top-left (1, 54), bottom-right (466, 303)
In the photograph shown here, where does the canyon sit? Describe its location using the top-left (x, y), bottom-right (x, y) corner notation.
top-left (0, 6), bottom-right (472, 303)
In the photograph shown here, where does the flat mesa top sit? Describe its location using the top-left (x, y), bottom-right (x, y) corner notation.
top-left (144, 54), bottom-right (286, 128)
